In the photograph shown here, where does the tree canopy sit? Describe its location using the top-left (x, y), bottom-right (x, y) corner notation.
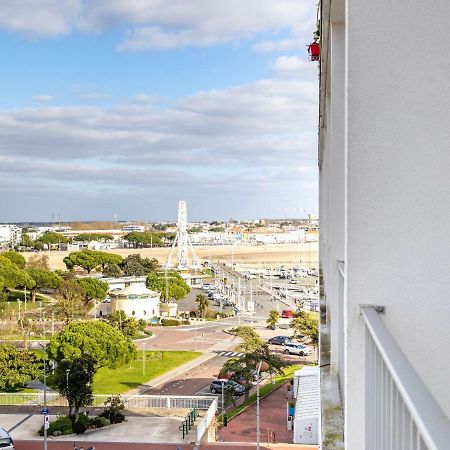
top-left (123, 231), bottom-right (163, 248)
top-left (0, 343), bottom-right (43, 391)
top-left (290, 311), bottom-right (318, 344)
top-left (63, 249), bottom-right (122, 274)
top-left (102, 310), bottom-right (147, 339)
top-left (2, 251), bottom-right (26, 269)
top-left (48, 321), bottom-right (137, 368)
top-left (102, 263), bottom-right (122, 278)
top-left (266, 310), bottom-right (280, 329)
top-left (53, 279), bottom-right (88, 323)
top-left (36, 231), bottom-right (69, 245)
top-left (0, 255), bottom-right (35, 290)
top-left (55, 356), bottom-right (95, 417)
top-left (26, 268), bottom-right (62, 302)
top-left (26, 254), bottom-right (50, 270)
top-left (195, 294), bottom-right (209, 319)
top-left (146, 270), bottom-right (190, 301)
top-left (120, 254), bottom-right (160, 276)
top-left (75, 277), bottom-right (109, 302)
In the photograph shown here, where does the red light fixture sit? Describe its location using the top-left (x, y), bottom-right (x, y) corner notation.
top-left (308, 40), bottom-right (320, 61)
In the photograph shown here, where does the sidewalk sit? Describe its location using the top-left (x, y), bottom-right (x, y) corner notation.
top-left (218, 383), bottom-right (315, 448)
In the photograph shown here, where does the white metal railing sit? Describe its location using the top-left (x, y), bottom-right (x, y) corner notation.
top-left (0, 393), bottom-right (216, 410)
top-left (337, 260), bottom-right (345, 407)
top-left (195, 397), bottom-right (218, 444)
top-left (362, 306), bottom-right (450, 450)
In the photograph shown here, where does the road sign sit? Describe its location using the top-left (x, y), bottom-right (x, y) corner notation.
top-left (41, 408), bottom-right (49, 415)
top-left (44, 415), bottom-right (49, 430)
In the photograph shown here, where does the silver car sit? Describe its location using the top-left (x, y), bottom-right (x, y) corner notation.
top-left (283, 343), bottom-right (311, 356)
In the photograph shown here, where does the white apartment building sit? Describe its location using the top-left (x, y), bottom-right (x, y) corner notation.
top-left (122, 225), bottom-right (145, 232)
top-left (0, 224), bottom-right (21, 247)
top-left (319, 1), bottom-right (450, 449)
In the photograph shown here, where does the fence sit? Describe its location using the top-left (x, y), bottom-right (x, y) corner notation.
top-left (196, 397), bottom-right (218, 444)
top-left (362, 306), bottom-right (450, 450)
top-left (0, 393), bottom-right (216, 410)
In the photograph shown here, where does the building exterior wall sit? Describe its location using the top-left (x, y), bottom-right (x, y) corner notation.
top-left (320, 0), bottom-right (450, 447)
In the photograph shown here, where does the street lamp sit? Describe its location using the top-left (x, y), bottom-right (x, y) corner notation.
top-left (142, 343), bottom-right (146, 376)
top-left (256, 361), bottom-right (269, 450)
top-left (65, 369), bottom-right (70, 391)
top-left (38, 344), bottom-right (48, 450)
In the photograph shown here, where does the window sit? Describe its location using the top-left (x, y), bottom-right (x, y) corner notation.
top-left (132, 310), bottom-right (135, 316)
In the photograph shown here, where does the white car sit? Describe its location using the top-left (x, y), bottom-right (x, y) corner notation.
top-left (283, 343), bottom-right (311, 356)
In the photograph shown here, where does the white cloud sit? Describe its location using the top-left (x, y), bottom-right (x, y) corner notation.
top-left (0, 77), bottom-right (318, 220)
top-left (0, 0), bottom-right (316, 52)
top-left (273, 55), bottom-right (315, 77)
top-left (32, 94), bottom-right (54, 103)
top-left (0, 0), bottom-right (80, 38)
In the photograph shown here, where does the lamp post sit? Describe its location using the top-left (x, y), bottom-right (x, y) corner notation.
top-left (256, 361), bottom-right (269, 450)
top-left (142, 343), bottom-right (146, 377)
top-left (65, 369), bottom-right (70, 391)
top-left (38, 344), bottom-right (48, 450)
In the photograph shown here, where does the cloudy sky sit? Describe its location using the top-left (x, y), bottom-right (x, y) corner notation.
top-left (0, 0), bottom-right (318, 222)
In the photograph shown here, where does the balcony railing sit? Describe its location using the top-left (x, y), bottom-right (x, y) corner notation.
top-left (362, 306), bottom-right (450, 450)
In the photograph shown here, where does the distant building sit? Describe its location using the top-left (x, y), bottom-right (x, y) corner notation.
top-left (122, 225), bottom-right (145, 233)
top-left (109, 284), bottom-right (160, 320)
top-left (0, 225), bottom-right (21, 247)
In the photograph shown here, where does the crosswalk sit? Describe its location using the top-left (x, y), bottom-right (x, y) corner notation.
top-left (217, 351), bottom-right (244, 358)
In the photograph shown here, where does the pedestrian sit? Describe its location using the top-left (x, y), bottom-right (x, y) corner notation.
top-left (73, 443), bottom-right (79, 450)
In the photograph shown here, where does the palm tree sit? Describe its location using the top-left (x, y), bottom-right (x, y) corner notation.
top-left (195, 294), bottom-right (209, 319)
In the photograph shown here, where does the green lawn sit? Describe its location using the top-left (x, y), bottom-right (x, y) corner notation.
top-left (224, 364), bottom-right (302, 422)
top-left (93, 350), bottom-right (201, 394)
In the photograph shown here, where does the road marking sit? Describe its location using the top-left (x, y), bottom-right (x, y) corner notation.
top-left (8, 414), bottom-right (33, 433)
top-left (217, 351), bottom-right (244, 358)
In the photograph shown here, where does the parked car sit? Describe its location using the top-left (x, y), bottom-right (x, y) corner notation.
top-left (209, 379), bottom-right (245, 396)
top-left (283, 343), bottom-right (311, 356)
top-left (281, 310), bottom-right (293, 318)
top-left (268, 335), bottom-right (292, 346)
top-left (0, 428), bottom-right (14, 450)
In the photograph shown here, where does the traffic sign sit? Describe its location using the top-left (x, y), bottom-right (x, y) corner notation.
top-left (44, 415), bottom-right (49, 430)
top-left (41, 408), bottom-right (49, 415)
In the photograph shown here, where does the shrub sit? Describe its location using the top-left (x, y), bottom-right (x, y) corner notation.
top-left (99, 395), bottom-right (126, 424)
top-left (181, 320), bottom-right (190, 325)
top-left (73, 414), bottom-right (90, 434)
top-left (161, 318), bottom-right (180, 326)
top-left (90, 416), bottom-right (109, 428)
top-left (143, 329), bottom-right (153, 336)
top-left (39, 415), bottom-right (73, 436)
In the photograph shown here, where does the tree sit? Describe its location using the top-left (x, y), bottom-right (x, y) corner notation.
top-left (55, 357), bottom-right (95, 418)
top-left (146, 270), bottom-right (190, 301)
top-left (48, 321), bottom-right (137, 368)
top-left (26, 254), bottom-right (50, 270)
top-left (0, 256), bottom-right (35, 290)
top-left (26, 269), bottom-right (62, 302)
top-left (266, 310), bottom-right (280, 329)
top-left (75, 277), bottom-right (108, 303)
top-left (290, 311), bottom-right (319, 344)
top-left (36, 231), bottom-right (69, 245)
top-left (0, 343), bottom-right (43, 391)
top-left (195, 294), bottom-right (209, 319)
top-left (20, 232), bottom-right (35, 248)
top-left (123, 232), bottom-right (163, 248)
top-left (2, 251), bottom-right (26, 269)
top-left (222, 326), bottom-right (285, 399)
top-left (102, 263), bottom-right (122, 278)
top-left (74, 233), bottom-right (114, 242)
top-left (53, 279), bottom-right (87, 323)
top-left (63, 249), bottom-right (101, 274)
top-left (102, 310), bottom-right (146, 339)
top-left (64, 250), bottom-right (122, 274)
top-left (120, 254), bottom-right (160, 276)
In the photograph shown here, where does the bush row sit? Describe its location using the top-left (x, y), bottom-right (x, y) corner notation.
top-left (39, 414), bottom-right (113, 436)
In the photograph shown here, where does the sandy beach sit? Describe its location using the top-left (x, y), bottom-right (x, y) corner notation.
top-left (23, 242), bottom-right (319, 271)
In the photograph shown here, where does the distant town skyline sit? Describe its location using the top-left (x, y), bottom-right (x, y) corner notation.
top-left (0, 1), bottom-right (318, 221)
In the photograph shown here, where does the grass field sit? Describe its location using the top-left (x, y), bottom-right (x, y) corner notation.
top-left (93, 350), bottom-right (201, 394)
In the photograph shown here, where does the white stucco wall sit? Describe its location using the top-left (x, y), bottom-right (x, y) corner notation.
top-left (344, 0), bottom-right (450, 447)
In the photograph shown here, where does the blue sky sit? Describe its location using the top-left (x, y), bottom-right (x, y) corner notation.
top-left (0, 1), bottom-right (318, 222)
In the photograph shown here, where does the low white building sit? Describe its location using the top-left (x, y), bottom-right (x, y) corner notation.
top-left (293, 366), bottom-right (319, 445)
top-left (109, 284), bottom-right (160, 320)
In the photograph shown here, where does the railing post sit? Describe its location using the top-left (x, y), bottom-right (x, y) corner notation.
top-left (167, 396), bottom-right (171, 408)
